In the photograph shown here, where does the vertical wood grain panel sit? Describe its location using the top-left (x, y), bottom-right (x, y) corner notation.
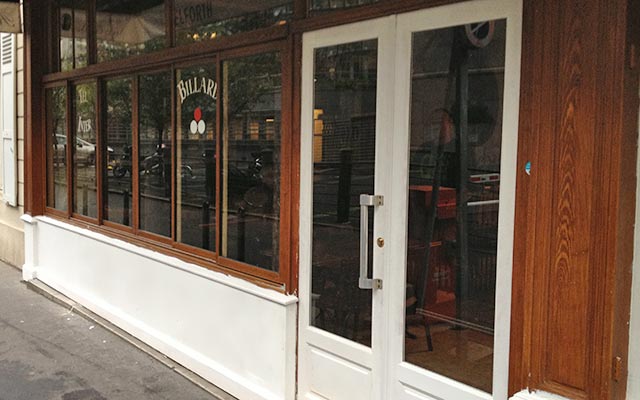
top-left (510, 0), bottom-right (639, 398)
top-left (545, 1), bottom-right (597, 391)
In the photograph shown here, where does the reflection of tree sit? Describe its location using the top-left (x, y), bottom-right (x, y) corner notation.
top-left (226, 52), bottom-right (280, 117)
top-left (314, 42), bottom-right (377, 163)
top-left (176, 2), bottom-right (291, 44)
top-left (314, 41), bottom-right (377, 92)
top-left (98, 35), bottom-right (165, 63)
top-left (48, 87), bottom-right (67, 169)
top-left (140, 72), bottom-right (171, 149)
top-left (50, 87), bottom-right (67, 137)
top-left (106, 78), bottom-right (132, 124)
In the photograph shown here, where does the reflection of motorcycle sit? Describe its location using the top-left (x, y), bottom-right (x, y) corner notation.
top-left (237, 150), bottom-right (275, 212)
top-left (112, 145), bottom-right (132, 178)
top-left (140, 144), bottom-right (195, 180)
top-left (250, 151), bottom-right (263, 179)
top-left (140, 144), bottom-right (166, 176)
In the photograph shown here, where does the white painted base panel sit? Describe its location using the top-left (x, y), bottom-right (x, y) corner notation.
top-left (510, 390), bottom-right (572, 400)
top-left (305, 344), bottom-right (372, 400)
top-left (24, 216), bottom-right (298, 400)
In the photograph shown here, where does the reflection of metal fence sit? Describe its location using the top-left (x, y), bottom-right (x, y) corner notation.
top-left (320, 116), bottom-right (375, 163)
top-left (313, 162), bottom-right (374, 223)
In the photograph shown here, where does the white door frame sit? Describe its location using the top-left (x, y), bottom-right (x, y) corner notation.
top-left (387, 3), bottom-right (523, 399)
top-left (298, 15), bottom-right (396, 400)
top-left (299, 1), bottom-right (523, 399)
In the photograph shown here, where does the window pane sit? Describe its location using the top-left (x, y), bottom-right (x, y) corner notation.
top-left (139, 71), bottom-right (172, 237)
top-left (404, 20), bottom-right (506, 393)
top-left (104, 77), bottom-right (133, 226)
top-left (74, 0), bottom-right (88, 68)
top-left (176, 64), bottom-right (217, 251)
top-left (97, 0), bottom-right (166, 63)
top-left (310, 40), bottom-right (377, 346)
top-left (58, 0), bottom-right (88, 70)
top-left (46, 87), bottom-right (68, 211)
top-left (222, 52), bottom-right (281, 272)
top-left (310, 0), bottom-right (380, 15)
top-left (58, 1), bottom-right (74, 71)
top-left (174, 1), bottom-right (292, 46)
top-left (73, 82), bottom-right (97, 218)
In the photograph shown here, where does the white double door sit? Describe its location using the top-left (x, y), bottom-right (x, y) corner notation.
top-left (299, 1), bottom-right (522, 399)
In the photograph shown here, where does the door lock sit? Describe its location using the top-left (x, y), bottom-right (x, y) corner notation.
top-left (377, 237), bottom-right (385, 248)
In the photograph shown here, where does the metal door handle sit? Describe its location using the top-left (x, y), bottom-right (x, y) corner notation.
top-left (359, 194), bottom-right (383, 290)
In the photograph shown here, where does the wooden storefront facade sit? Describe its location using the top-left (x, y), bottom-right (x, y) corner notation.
top-left (19, 0), bottom-right (640, 399)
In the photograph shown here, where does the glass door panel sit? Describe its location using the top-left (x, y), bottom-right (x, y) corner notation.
top-left (403, 20), bottom-right (506, 393)
top-left (311, 39), bottom-right (378, 347)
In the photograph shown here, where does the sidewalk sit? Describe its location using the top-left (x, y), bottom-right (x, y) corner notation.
top-left (0, 261), bottom-right (236, 400)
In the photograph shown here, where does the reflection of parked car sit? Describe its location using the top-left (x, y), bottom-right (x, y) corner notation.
top-left (54, 134), bottom-right (113, 165)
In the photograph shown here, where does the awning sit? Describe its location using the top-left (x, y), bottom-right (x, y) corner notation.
top-left (0, 1), bottom-right (21, 33)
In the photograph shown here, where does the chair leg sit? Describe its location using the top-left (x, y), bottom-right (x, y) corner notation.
top-left (405, 329), bottom-right (417, 340)
top-left (424, 318), bottom-right (434, 352)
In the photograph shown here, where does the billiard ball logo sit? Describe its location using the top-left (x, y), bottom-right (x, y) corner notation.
top-left (190, 107), bottom-right (206, 135)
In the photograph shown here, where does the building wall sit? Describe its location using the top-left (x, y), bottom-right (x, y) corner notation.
top-left (0, 31), bottom-right (25, 268)
top-left (23, 216), bottom-right (298, 400)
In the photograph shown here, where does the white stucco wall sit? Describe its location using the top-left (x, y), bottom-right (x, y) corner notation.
top-left (0, 30), bottom-right (25, 268)
top-left (23, 216), bottom-right (298, 400)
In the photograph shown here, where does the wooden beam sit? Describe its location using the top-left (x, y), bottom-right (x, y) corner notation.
top-left (24, 1), bottom-right (48, 215)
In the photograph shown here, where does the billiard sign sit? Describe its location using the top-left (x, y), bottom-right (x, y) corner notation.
top-left (177, 77), bottom-right (218, 104)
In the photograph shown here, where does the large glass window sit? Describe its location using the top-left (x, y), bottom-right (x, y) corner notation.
top-left (103, 77), bottom-right (133, 226)
top-left (58, 0), bottom-right (89, 71)
top-left (46, 86), bottom-right (68, 212)
top-left (96, 1), bottom-right (166, 63)
top-left (73, 82), bottom-right (98, 218)
top-left (44, 44), bottom-right (289, 282)
top-left (176, 63), bottom-right (217, 251)
top-left (221, 52), bottom-right (282, 272)
top-left (139, 71), bottom-right (172, 238)
top-left (174, 0), bottom-right (292, 46)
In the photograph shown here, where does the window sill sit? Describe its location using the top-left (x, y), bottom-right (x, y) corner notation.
top-left (28, 214), bottom-right (297, 306)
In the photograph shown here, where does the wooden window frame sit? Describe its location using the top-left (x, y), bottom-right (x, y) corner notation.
top-left (171, 56), bottom-right (217, 260)
top-left (69, 78), bottom-right (100, 224)
top-left (43, 82), bottom-right (70, 218)
top-left (41, 34), bottom-right (293, 290)
top-left (39, 0), bottom-right (469, 295)
top-left (101, 74), bottom-right (135, 233)
top-left (133, 66), bottom-right (173, 245)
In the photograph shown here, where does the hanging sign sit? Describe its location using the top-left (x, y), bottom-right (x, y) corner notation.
top-left (0, 2), bottom-right (20, 33)
top-left (465, 21), bottom-right (495, 48)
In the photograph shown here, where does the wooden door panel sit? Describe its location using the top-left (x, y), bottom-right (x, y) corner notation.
top-left (509, 0), bottom-right (640, 399)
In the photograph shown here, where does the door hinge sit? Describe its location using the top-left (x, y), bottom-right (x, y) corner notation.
top-left (613, 356), bottom-right (623, 382)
